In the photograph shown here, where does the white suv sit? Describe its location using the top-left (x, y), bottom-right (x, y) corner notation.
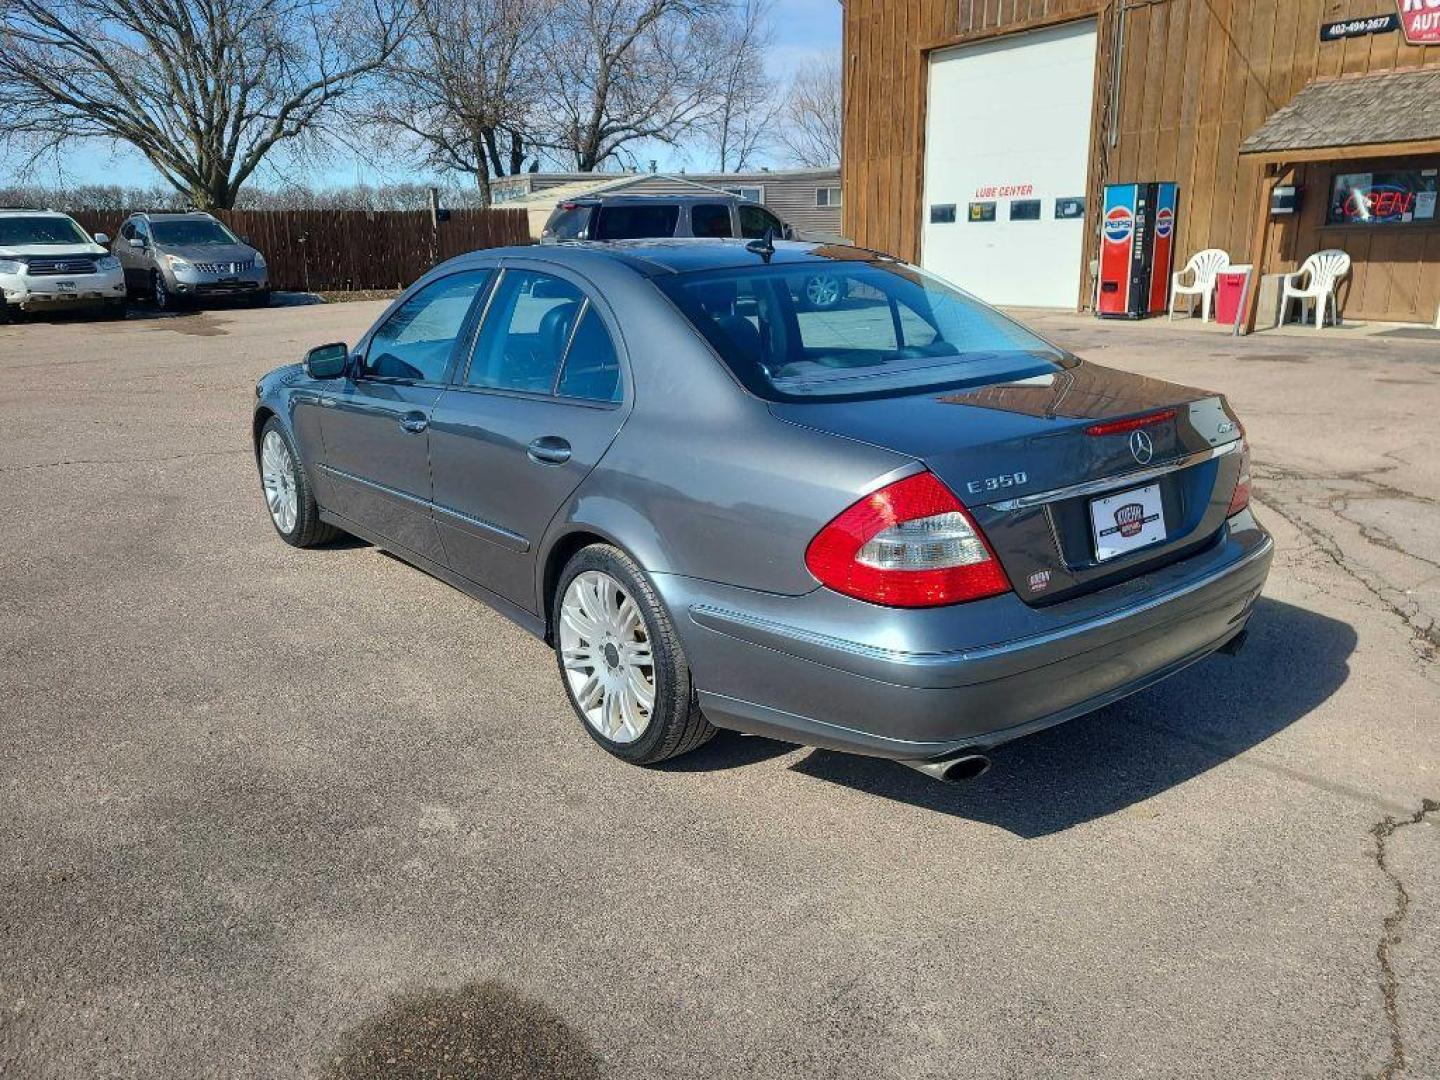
top-left (0, 208), bottom-right (127, 320)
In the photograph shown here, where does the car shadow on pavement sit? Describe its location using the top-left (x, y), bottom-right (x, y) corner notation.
top-left (786, 598), bottom-right (1355, 837)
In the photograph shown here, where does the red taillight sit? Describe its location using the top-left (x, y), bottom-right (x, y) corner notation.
top-left (805, 472), bottom-right (1011, 607)
top-left (1085, 409), bottom-right (1177, 437)
top-left (1227, 439), bottom-right (1251, 516)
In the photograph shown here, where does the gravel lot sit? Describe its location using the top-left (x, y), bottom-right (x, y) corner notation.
top-left (2, 300), bottom-right (1438, 1078)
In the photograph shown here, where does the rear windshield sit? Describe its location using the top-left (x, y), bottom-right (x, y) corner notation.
top-left (150, 219), bottom-right (240, 246)
top-left (0, 215), bottom-right (90, 246)
top-left (593, 204), bottom-right (680, 241)
top-left (655, 259), bottom-right (1067, 401)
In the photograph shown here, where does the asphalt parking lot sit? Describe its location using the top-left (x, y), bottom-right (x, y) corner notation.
top-left (2, 301), bottom-right (1438, 1078)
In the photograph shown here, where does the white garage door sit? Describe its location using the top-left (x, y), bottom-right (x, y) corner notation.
top-left (921, 20), bottom-right (1097, 308)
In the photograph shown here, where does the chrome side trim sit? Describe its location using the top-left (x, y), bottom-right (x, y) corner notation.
top-left (689, 534), bottom-right (1272, 671)
top-left (987, 439), bottom-right (1241, 511)
top-left (318, 463), bottom-right (430, 509)
top-left (318, 463), bottom-right (530, 553)
top-left (432, 502), bottom-right (530, 553)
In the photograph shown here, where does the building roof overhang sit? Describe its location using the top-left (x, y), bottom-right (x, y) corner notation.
top-left (1239, 68), bottom-right (1440, 164)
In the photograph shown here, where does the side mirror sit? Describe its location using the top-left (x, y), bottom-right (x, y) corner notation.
top-left (241, 235), bottom-right (252, 245)
top-left (128, 237), bottom-right (145, 250)
top-left (305, 342), bottom-right (350, 380)
top-left (94, 232), bottom-right (110, 246)
top-left (783, 224), bottom-right (796, 241)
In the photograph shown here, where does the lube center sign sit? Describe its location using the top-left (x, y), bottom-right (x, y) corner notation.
top-left (1398, 0), bottom-right (1440, 44)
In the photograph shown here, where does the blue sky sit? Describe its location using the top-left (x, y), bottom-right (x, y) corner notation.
top-left (2, 0), bottom-right (840, 192)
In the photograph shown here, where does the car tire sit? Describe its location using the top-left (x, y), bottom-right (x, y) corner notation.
top-left (801, 273), bottom-right (846, 310)
top-left (554, 544), bottom-right (715, 766)
top-left (257, 417), bottom-right (340, 548)
top-left (151, 271), bottom-right (174, 311)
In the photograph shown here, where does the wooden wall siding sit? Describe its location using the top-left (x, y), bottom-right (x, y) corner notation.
top-left (1273, 157), bottom-right (1440, 323)
top-left (68, 209), bottom-right (531, 293)
top-left (844, 0), bottom-right (1440, 318)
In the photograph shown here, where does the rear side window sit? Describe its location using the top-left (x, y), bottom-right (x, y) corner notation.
top-left (547, 205), bottom-right (592, 240)
top-left (466, 270), bottom-right (584, 393)
top-left (592, 204), bottom-right (680, 240)
top-left (690, 204), bottom-right (733, 238)
top-left (364, 270), bottom-right (491, 383)
top-left (738, 204), bottom-right (782, 239)
top-left (556, 308), bottom-right (622, 402)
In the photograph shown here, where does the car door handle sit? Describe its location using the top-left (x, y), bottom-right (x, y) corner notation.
top-left (527, 436), bottom-right (572, 465)
top-left (400, 413), bottom-right (429, 434)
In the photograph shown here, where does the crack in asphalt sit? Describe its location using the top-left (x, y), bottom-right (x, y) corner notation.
top-left (1253, 460), bottom-right (1440, 662)
top-left (1369, 799), bottom-right (1440, 1080)
top-left (0, 448), bottom-right (248, 474)
top-left (1255, 490), bottom-right (1439, 661)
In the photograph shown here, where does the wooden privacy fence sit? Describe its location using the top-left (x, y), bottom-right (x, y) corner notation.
top-left (67, 208), bottom-right (532, 292)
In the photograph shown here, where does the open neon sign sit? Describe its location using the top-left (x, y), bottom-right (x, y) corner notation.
top-left (1329, 170), bottom-right (1439, 227)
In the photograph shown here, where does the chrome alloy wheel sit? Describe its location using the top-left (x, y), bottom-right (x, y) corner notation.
top-left (806, 274), bottom-right (842, 308)
top-left (260, 429), bottom-right (299, 534)
top-left (558, 570), bottom-right (656, 744)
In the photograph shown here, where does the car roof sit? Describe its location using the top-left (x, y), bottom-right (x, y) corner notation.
top-left (132, 211), bottom-right (218, 221)
top-left (454, 238), bottom-right (892, 277)
top-left (570, 193), bottom-right (743, 205)
top-left (0, 207), bottom-right (76, 217)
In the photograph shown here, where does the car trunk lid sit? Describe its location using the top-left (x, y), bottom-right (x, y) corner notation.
top-left (770, 361), bottom-right (1246, 604)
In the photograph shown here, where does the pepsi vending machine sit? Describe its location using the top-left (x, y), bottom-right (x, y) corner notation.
top-left (1097, 182), bottom-right (1178, 318)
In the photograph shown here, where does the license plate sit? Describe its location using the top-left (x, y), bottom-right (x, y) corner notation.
top-left (1090, 482), bottom-right (1165, 561)
top-left (55, 281), bottom-right (76, 292)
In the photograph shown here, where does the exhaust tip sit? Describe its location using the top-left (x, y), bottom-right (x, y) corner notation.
top-left (901, 752), bottom-right (992, 784)
top-left (941, 754), bottom-right (991, 782)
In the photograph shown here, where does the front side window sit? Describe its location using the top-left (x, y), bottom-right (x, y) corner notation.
top-left (592, 204), bottom-right (680, 240)
top-left (656, 260), bottom-right (1065, 402)
top-left (690, 203), bottom-right (734, 238)
top-left (119, 221), bottom-right (136, 241)
top-left (0, 215), bottom-right (91, 246)
top-left (466, 270), bottom-right (584, 393)
top-left (364, 270), bottom-right (492, 383)
top-left (149, 218), bottom-right (240, 246)
top-left (738, 204), bottom-right (782, 239)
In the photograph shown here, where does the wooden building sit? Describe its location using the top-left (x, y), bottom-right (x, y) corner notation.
top-left (842, 0), bottom-right (1440, 323)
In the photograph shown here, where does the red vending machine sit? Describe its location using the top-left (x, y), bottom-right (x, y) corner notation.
top-left (1097, 182), bottom-right (1178, 319)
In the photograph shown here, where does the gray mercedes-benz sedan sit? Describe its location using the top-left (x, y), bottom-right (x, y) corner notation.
top-left (252, 239), bottom-right (1271, 781)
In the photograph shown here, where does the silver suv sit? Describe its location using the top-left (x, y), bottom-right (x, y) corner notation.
top-left (541, 195), bottom-right (851, 308)
top-left (543, 194), bottom-right (791, 244)
top-left (114, 211), bottom-right (269, 309)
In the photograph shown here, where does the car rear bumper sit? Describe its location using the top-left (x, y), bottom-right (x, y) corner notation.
top-left (655, 511), bottom-right (1273, 761)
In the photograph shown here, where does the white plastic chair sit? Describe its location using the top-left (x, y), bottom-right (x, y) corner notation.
top-left (1169, 249), bottom-right (1230, 322)
top-left (1281, 249), bottom-right (1351, 329)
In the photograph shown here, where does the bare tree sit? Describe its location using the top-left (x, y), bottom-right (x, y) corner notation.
top-left (696, 0), bottom-right (778, 172)
top-left (778, 57), bottom-right (841, 168)
top-left (0, 0), bottom-right (411, 208)
top-left (364, 0), bottom-right (547, 204)
top-left (538, 0), bottom-right (725, 171)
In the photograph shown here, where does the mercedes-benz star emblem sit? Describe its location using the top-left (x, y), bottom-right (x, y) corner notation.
top-left (1129, 429), bottom-right (1154, 464)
